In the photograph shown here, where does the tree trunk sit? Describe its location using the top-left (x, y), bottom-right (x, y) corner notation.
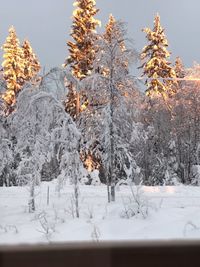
top-left (107, 183), bottom-right (111, 203)
top-left (73, 157), bottom-right (79, 218)
top-left (76, 92), bottom-right (80, 117)
top-left (74, 180), bottom-right (79, 218)
top-left (47, 186), bottom-right (50, 206)
top-left (29, 179), bottom-right (35, 213)
top-left (111, 184), bottom-right (115, 202)
top-left (109, 80), bottom-right (115, 202)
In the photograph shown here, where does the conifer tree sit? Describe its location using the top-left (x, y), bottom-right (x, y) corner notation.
top-left (66, 0), bottom-right (100, 79)
top-left (2, 26), bottom-right (25, 107)
top-left (64, 0), bottom-right (100, 120)
top-left (141, 14), bottom-right (177, 99)
top-left (22, 40), bottom-right (41, 81)
top-left (65, 81), bottom-right (79, 120)
top-left (175, 56), bottom-right (185, 78)
top-left (174, 56), bottom-right (185, 89)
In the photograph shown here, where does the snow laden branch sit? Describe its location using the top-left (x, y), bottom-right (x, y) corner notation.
top-left (8, 76), bottom-right (83, 213)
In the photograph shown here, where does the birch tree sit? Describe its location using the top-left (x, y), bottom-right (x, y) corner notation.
top-left (81, 16), bottom-right (139, 201)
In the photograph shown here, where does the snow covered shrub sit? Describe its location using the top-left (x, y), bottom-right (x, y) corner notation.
top-left (37, 211), bottom-right (56, 241)
top-left (9, 81), bottom-right (82, 212)
top-left (120, 185), bottom-right (149, 219)
top-left (79, 167), bottom-right (91, 185)
top-left (65, 193), bottom-right (81, 219)
top-left (91, 170), bottom-right (101, 186)
top-left (191, 165), bottom-right (200, 185)
top-left (0, 224), bottom-right (18, 234)
top-left (91, 224), bottom-right (101, 242)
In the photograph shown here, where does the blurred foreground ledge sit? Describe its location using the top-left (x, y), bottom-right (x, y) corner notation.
top-left (1, 240), bottom-right (200, 267)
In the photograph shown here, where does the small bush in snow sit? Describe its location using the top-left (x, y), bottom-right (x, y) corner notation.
top-left (84, 206), bottom-right (94, 220)
top-left (37, 211), bottom-right (56, 241)
top-left (120, 185), bottom-right (149, 219)
top-left (0, 224), bottom-right (18, 234)
top-left (65, 194), bottom-right (80, 219)
top-left (91, 224), bottom-right (101, 242)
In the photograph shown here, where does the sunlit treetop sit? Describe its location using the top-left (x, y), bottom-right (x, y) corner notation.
top-left (64, 0), bottom-right (100, 122)
top-left (65, 0), bottom-right (101, 80)
top-left (141, 14), bottom-right (177, 99)
top-left (142, 14), bottom-right (169, 52)
top-left (104, 14), bottom-right (116, 42)
top-left (2, 26), bottom-right (25, 108)
top-left (104, 14), bottom-right (126, 52)
top-left (22, 39), bottom-right (41, 81)
top-left (100, 14), bottom-right (131, 79)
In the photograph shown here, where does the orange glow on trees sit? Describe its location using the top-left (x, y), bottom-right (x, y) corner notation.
top-left (141, 14), bottom-right (178, 99)
top-left (64, 0), bottom-right (100, 120)
top-left (83, 152), bottom-right (100, 173)
top-left (104, 14), bottom-right (126, 53)
top-left (102, 14), bottom-right (129, 78)
top-left (1, 28), bottom-right (41, 113)
top-left (22, 40), bottom-right (41, 81)
top-left (2, 26), bottom-right (25, 107)
top-left (66, 0), bottom-right (101, 80)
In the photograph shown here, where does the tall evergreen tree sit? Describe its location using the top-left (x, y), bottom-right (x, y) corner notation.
top-left (22, 40), bottom-right (41, 81)
top-left (2, 26), bottom-right (25, 108)
top-left (141, 14), bottom-right (177, 99)
top-left (64, 0), bottom-right (100, 120)
top-left (66, 0), bottom-right (100, 79)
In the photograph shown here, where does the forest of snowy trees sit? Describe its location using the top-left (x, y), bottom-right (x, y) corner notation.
top-left (1, 0), bottom-right (200, 208)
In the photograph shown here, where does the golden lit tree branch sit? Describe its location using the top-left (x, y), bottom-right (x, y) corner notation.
top-left (140, 14), bottom-right (178, 99)
top-left (64, 0), bottom-right (100, 120)
top-left (22, 39), bottom-right (41, 81)
top-left (2, 26), bottom-right (25, 108)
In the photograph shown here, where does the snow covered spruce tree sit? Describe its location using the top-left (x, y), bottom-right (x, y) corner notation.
top-left (64, 0), bottom-right (101, 120)
top-left (140, 14), bottom-right (177, 99)
top-left (1, 26), bottom-right (25, 112)
top-left (174, 56), bottom-right (186, 90)
top-left (175, 57), bottom-right (185, 79)
top-left (22, 40), bottom-right (41, 82)
top-left (82, 15), bottom-right (139, 201)
top-left (10, 81), bottom-right (82, 213)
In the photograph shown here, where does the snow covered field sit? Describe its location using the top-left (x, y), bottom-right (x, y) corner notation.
top-left (1, 182), bottom-right (200, 244)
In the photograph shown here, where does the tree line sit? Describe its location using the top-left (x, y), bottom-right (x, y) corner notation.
top-left (0, 0), bottom-right (200, 208)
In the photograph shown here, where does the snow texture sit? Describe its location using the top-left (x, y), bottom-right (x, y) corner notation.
top-left (1, 182), bottom-right (200, 244)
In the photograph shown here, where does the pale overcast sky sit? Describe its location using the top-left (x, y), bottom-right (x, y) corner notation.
top-left (0, 0), bottom-right (200, 72)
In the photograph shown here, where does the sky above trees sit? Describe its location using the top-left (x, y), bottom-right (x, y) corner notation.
top-left (0, 0), bottom-right (200, 70)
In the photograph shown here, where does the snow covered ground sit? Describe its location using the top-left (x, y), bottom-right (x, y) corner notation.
top-left (1, 181), bottom-right (200, 244)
